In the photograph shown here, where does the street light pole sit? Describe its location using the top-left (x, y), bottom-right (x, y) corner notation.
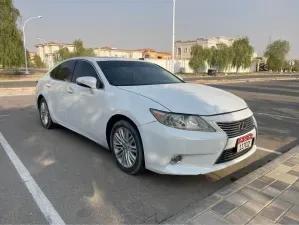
top-left (22, 16), bottom-right (42, 75)
top-left (172, 0), bottom-right (176, 73)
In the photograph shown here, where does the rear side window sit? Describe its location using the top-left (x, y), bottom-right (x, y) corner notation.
top-left (50, 60), bottom-right (76, 82)
top-left (72, 61), bottom-right (101, 88)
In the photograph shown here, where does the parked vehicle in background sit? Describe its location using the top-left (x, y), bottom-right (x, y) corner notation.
top-left (36, 57), bottom-right (257, 175)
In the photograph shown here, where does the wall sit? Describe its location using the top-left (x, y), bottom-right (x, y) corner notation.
top-left (146, 59), bottom-right (194, 73)
top-left (146, 59), bottom-right (258, 74)
top-left (94, 49), bottom-right (143, 59)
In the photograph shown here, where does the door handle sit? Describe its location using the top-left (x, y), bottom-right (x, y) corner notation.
top-left (46, 83), bottom-right (51, 88)
top-left (66, 87), bottom-right (74, 94)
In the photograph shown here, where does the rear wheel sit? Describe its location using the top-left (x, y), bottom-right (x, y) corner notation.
top-left (110, 120), bottom-right (145, 175)
top-left (39, 98), bottom-right (55, 129)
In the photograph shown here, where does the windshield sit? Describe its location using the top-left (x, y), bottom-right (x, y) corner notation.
top-left (97, 61), bottom-right (183, 86)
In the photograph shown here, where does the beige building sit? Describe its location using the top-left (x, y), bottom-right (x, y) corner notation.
top-left (94, 47), bottom-right (143, 59)
top-left (35, 42), bottom-right (75, 68)
top-left (175, 36), bottom-right (237, 59)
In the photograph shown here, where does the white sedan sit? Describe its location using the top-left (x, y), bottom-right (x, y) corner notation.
top-left (36, 57), bottom-right (257, 175)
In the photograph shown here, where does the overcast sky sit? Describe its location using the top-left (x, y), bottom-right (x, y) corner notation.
top-left (15, 0), bottom-right (299, 58)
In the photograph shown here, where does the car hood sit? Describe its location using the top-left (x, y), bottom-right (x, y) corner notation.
top-left (118, 83), bottom-right (247, 115)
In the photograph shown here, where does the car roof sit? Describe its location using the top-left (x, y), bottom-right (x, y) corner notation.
top-left (66, 57), bottom-right (148, 63)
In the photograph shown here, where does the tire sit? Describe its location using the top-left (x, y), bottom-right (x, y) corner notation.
top-left (110, 120), bottom-right (145, 175)
top-left (38, 98), bottom-right (56, 129)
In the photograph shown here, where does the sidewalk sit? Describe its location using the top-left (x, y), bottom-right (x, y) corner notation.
top-left (0, 87), bottom-right (35, 97)
top-left (164, 145), bottom-right (299, 225)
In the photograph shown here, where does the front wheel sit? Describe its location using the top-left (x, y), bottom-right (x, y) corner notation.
top-left (110, 120), bottom-right (145, 175)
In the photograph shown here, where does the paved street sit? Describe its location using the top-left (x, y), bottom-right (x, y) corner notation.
top-left (185, 73), bottom-right (299, 82)
top-left (0, 79), bottom-right (299, 224)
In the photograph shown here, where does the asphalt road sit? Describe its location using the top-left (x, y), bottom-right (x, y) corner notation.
top-left (1, 73), bottom-right (299, 88)
top-left (184, 73), bottom-right (299, 81)
top-left (0, 80), bottom-right (299, 224)
top-left (0, 80), bottom-right (37, 88)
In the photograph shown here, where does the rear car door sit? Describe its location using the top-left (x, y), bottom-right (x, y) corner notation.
top-left (50, 60), bottom-right (76, 124)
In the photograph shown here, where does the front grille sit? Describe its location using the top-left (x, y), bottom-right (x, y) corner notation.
top-left (215, 141), bottom-right (254, 164)
top-left (217, 117), bottom-right (255, 138)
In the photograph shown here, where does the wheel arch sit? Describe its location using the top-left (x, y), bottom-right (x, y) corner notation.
top-left (37, 94), bottom-right (45, 109)
top-left (106, 114), bottom-right (141, 150)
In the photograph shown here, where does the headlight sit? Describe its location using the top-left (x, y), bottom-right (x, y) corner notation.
top-left (150, 109), bottom-right (215, 132)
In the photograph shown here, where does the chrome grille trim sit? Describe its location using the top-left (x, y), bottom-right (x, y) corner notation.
top-left (217, 117), bottom-right (255, 138)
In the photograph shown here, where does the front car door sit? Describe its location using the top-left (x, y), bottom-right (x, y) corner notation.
top-left (51, 60), bottom-right (76, 125)
top-left (47, 60), bottom-right (76, 123)
top-left (63, 60), bottom-right (106, 140)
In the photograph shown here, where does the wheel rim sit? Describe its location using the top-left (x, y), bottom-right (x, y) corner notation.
top-left (113, 127), bottom-right (137, 168)
top-left (40, 102), bottom-right (49, 125)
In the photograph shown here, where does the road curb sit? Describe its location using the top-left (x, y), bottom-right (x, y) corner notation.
top-left (163, 145), bottom-right (299, 224)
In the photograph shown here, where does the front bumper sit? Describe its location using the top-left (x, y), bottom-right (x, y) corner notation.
top-left (140, 109), bottom-right (257, 175)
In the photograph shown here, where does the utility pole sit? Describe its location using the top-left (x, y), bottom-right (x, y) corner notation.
top-left (22, 16), bottom-right (42, 74)
top-left (172, 0), bottom-right (176, 73)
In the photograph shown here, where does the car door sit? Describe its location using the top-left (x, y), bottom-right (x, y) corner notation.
top-left (63, 60), bottom-right (106, 140)
top-left (49, 60), bottom-right (76, 124)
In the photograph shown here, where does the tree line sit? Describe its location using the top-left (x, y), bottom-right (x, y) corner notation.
top-left (189, 37), bottom-right (254, 73)
top-left (189, 37), bottom-right (295, 73)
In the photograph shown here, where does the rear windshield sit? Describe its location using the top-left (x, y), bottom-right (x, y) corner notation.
top-left (97, 61), bottom-right (182, 86)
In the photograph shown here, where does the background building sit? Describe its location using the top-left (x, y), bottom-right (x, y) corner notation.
top-left (35, 42), bottom-right (74, 68)
top-left (94, 47), bottom-right (143, 59)
top-left (94, 47), bottom-right (171, 60)
top-left (175, 36), bottom-right (237, 59)
top-left (140, 48), bottom-right (172, 59)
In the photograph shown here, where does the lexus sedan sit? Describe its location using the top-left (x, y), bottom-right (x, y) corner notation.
top-left (36, 57), bottom-right (257, 175)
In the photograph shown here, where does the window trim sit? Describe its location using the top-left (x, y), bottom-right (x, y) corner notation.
top-left (72, 59), bottom-right (105, 89)
top-left (49, 60), bottom-right (77, 83)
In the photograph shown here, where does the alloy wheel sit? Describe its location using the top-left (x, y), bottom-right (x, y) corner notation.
top-left (40, 102), bottom-right (49, 126)
top-left (113, 127), bottom-right (137, 168)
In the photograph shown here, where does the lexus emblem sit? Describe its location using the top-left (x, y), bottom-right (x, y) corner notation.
top-left (239, 122), bottom-right (247, 131)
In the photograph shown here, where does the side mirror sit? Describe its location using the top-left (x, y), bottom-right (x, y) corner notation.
top-left (76, 76), bottom-right (97, 89)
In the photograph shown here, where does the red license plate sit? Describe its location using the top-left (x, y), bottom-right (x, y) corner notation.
top-left (238, 133), bottom-right (253, 144)
top-left (237, 134), bottom-right (253, 152)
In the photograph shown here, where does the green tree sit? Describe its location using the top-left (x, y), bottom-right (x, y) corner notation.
top-left (292, 60), bottom-right (299, 72)
top-left (231, 37), bottom-right (254, 73)
top-left (0, 0), bottom-right (24, 69)
top-left (26, 50), bottom-right (34, 67)
top-left (73, 39), bottom-right (84, 56)
top-left (189, 44), bottom-right (206, 71)
top-left (54, 47), bottom-right (72, 62)
top-left (211, 44), bottom-right (234, 72)
top-left (54, 39), bottom-right (95, 62)
top-left (33, 55), bottom-right (45, 68)
top-left (204, 47), bottom-right (214, 69)
top-left (264, 40), bottom-right (290, 72)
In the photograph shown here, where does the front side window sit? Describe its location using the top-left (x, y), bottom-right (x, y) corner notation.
top-left (97, 61), bottom-right (182, 86)
top-left (50, 60), bottom-right (76, 82)
top-left (72, 61), bottom-right (101, 88)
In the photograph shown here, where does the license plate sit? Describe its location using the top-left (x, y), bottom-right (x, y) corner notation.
top-left (237, 134), bottom-right (253, 152)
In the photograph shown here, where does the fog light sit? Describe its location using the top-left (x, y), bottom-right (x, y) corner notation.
top-left (170, 155), bottom-right (183, 164)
